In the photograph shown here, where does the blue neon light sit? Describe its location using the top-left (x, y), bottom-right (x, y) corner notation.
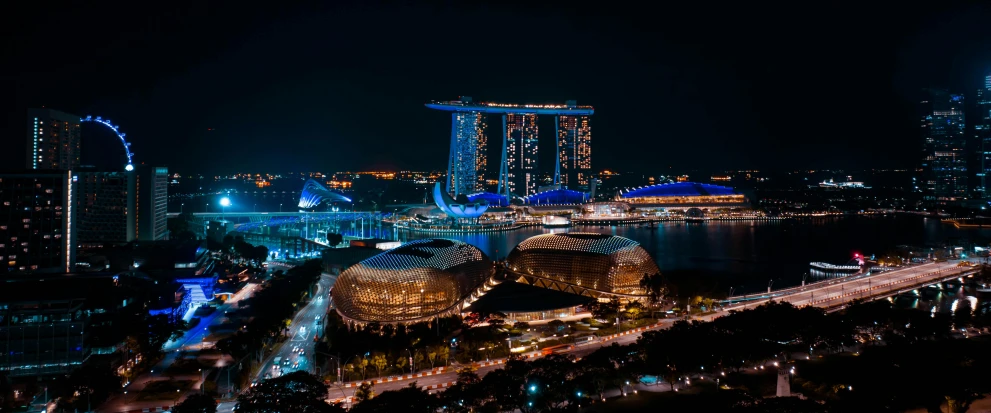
top-left (80, 115), bottom-right (134, 170)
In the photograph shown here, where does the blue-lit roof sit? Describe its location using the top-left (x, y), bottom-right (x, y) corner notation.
top-left (619, 182), bottom-right (738, 198)
top-left (467, 192), bottom-right (508, 207)
top-left (523, 188), bottom-right (588, 205)
top-left (298, 179), bottom-right (352, 208)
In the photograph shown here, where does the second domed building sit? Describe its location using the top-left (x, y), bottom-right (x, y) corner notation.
top-left (506, 233), bottom-right (659, 299)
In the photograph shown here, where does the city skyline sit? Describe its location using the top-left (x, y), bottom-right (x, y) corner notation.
top-left (6, 2), bottom-right (990, 176)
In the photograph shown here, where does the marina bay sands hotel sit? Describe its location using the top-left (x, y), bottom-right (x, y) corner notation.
top-left (426, 97), bottom-right (593, 198)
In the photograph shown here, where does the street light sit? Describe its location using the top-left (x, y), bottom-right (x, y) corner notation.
top-left (220, 197), bottom-right (231, 221)
top-left (405, 348), bottom-right (414, 375)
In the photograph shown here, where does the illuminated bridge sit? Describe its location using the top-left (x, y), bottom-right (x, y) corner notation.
top-left (165, 211), bottom-right (390, 232)
top-left (427, 97), bottom-right (594, 199)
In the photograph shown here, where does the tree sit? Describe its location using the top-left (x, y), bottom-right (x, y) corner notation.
top-left (173, 393), bottom-right (218, 413)
top-left (586, 298), bottom-right (621, 320)
top-left (350, 382), bottom-right (440, 413)
top-left (371, 353), bottom-right (388, 377)
top-left (354, 382), bottom-right (375, 403)
top-left (625, 301), bottom-right (645, 320)
top-left (236, 371), bottom-right (340, 413)
top-left (427, 347), bottom-right (438, 368)
top-left (639, 272), bottom-right (667, 303)
top-left (327, 233), bottom-right (344, 247)
top-left (252, 245), bottom-right (270, 265)
top-left (437, 345), bottom-right (450, 367)
top-left (53, 362), bottom-right (120, 412)
top-left (223, 234), bottom-right (235, 252)
top-left (443, 368), bottom-right (486, 413)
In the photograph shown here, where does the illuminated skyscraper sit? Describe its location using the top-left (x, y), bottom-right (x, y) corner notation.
top-left (426, 99), bottom-right (593, 199)
top-left (446, 108), bottom-right (487, 196)
top-left (505, 113), bottom-right (539, 196)
top-left (0, 170), bottom-right (76, 273)
top-left (26, 109), bottom-right (80, 171)
top-left (921, 89), bottom-right (967, 201)
top-left (557, 113), bottom-right (592, 188)
top-left (133, 165), bottom-right (169, 241)
top-left (977, 74), bottom-right (991, 197)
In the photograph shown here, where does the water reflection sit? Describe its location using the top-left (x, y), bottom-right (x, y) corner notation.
top-left (403, 215), bottom-right (988, 294)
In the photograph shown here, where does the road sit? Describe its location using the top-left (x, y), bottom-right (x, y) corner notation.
top-left (311, 260), bottom-right (979, 406)
top-left (215, 272), bottom-right (334, 412)
top-left (727, 260), bottom-right (974, 311)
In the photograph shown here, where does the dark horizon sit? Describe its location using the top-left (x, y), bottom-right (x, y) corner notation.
top-left (6, 1), bottom-right (991, 176)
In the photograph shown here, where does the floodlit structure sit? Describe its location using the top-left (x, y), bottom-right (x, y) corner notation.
top-left (618, 182), bottom-right (747, 209)
top-left (506, 233), bottom-right (659, 300)
top-left (331, 239), bottom-right (493, 323)
top-left (298, 179), bottom-right (352, 209)
top-left (523, 188), bottom-right (589, 205)
top-left (426, 97), bottom-right (594, 198)
top-left (433, 182), bottom-right (488, 220)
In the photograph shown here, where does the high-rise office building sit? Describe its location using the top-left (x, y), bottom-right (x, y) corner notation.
top-left (26, 109), bottom-right (81, 171)
top-left (75, 171), bottom-right (131, 247)
top-left (921, 89), bottom-right (967, 202)
top-left (446, 111), bottom-right (487, 196)
top-left (506, 113), bottom-right (539, 196)
top-left (977, 75), bottom-right (991, 197)
top-left (0, 170), bottom-right (76, 273)
top-left (426, 99), bottom-right (594, 199)
top-left (133, 165), bottom-right (169, 241)
top-left (557, 114), bottom-right (592, 188)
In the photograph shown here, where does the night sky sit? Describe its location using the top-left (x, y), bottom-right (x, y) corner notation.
top-left (7, 1), bottom-right (991, 175)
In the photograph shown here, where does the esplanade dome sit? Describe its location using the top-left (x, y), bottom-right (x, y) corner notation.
top-left (332, 239), bottom-right (493, 323)
top-left (505, 233), bottom-right (659, 299)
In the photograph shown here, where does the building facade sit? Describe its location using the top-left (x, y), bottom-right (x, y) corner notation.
top-left (134, 165), bottom-right (169, 241)
top-left (0, 171), bottom-right (76, 274)
top-left (921, 89), bottom-right (967, 202)
top-left (505, 113), bottom-right (539, 196)
top-left (506, 233), bottom-right (659, 300)
top-left (26, 109), bottom-right (81, 171)
top-left (427, 99), bottom-right (593, 200)
top-left (75, 171), bottom-right (132, 246)
top-left (978, 75), bottom-right (991, 197)
top-left (557, 113), bottom-right (592, 188)
top-left (447, 111), bottom-right (487, 196)
top-left (331, 239), bottom-right (493, 323)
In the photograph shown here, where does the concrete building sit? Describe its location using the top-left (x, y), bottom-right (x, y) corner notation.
top-left (26, 109), bottom-right (81, 171)
top-left (0, 170), bottom-right (76, 274)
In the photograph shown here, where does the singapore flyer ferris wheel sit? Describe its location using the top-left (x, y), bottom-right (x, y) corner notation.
top-left (80, 115), bottom-right (135, 171)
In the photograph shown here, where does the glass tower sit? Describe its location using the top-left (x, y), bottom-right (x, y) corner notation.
top-left (446, 112), bottom-right (487, 196)
top-left (557, 115), bottom-right (592, 188)
top-left (505, 113), bottom-right (539, 196)
top-left (921, 89), bottom-right (967, 202)
top-left (978, 75), bottom-right (991, 197)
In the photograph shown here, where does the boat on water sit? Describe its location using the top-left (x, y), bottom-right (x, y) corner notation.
top-left (542, 215), bottom-right (572, 228)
